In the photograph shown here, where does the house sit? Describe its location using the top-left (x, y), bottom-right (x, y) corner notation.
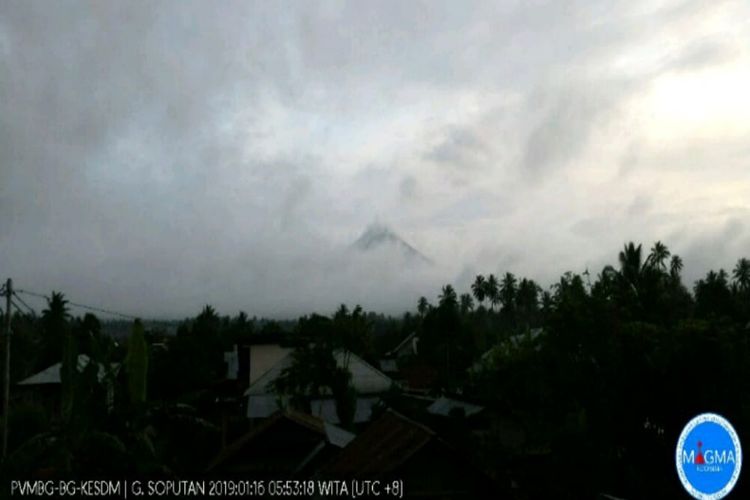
top-left (379, 331), bottom-right (431, 390)
top-left (379, 331), bottom-right (418, 376)
top-left (426, 396), bottom-right (484, 418)
top-left (223, 345), bottom-right (239, 380)
top-left (378, 358), bottom-right (398, 374)
top-left (17, 354), bottom-right (116, 386)
top-left (320, 410), bottom-right (505, 498)
top-left (14, 354), bottom-right (120, 416)
top-left (386, 330), bottom-right (419, 358)
top-left (221, 341), bottom-right (295, 390)
top-left (508, 327), bottom-right (544, 348)
top-left (248, 343), bottom-right (292, 385)
top-left (205, 410), bottom-right (355, 477)
top-left (385, 392), bottom-right (495, 447)
top-left (469, 328), bottom-right (545, 375)
top-left (398, 362), bottom-right (439, 394)
top-left (218, 342), bottom-right (296, 390)
top-left (244, 350), bottom-right (394, 424)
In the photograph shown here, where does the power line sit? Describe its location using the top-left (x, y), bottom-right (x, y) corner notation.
top-left (15, 288), bottom-right (140, 320)
top-left (12, 289), bottom-right (48, 302)
top-left (11, 292), bottom-right (35, 316)
top-left (9, 298), bottom-right (30, 317)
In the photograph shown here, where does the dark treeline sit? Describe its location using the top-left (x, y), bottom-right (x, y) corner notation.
top-left (1, 241), bottom-right (749, 498)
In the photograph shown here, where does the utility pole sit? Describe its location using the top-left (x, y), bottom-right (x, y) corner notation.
top-left (2, 278), bottom-right (11, 461)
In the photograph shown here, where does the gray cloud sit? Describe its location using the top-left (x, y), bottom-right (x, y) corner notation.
top-left (520, 80), bottom-right (635, 178)
top-left (680, 218), bottom-right (748, 285)
top-left (425, 127), bottom-right (491, 170)
top-left (2, 0), bottom-right (749, 318)
top-left (626, 194), bottom-right (654, 218)
top-left (399, 176), bottom-right (418, 201)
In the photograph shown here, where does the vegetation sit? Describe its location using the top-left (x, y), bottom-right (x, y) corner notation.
top-left (1, 242), bottom-right (749, 498)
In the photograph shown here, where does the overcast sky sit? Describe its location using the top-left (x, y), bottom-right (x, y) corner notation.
top-left (2, 0), bottom-right (749, 319)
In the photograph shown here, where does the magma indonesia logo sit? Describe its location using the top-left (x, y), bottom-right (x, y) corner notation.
top-left (676, 413), bottom-right (742, 499)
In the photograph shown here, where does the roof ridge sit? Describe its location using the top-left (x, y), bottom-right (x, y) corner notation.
top-left (383, 408), bottom-right (436, 436)
top-left (334, 349), bottom-right (394, 386)
top-left (243, 351), bottom-right (294, 396)
top-left (386, 331), bottom-right (417, 356)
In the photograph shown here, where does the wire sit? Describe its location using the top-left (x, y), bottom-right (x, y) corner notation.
top-left (11, 292), bottom-right (36, 316)
top-left (15, 288), bottom-right (140, 320)
top-left (9, 298), bottom-right (31, 317)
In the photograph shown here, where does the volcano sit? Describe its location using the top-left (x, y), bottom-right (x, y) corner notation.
top-left (351, 223), bottom-right (433, 265)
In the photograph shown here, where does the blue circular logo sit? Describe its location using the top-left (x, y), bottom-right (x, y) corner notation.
top-left (676, 413), bottom-right (742, 499)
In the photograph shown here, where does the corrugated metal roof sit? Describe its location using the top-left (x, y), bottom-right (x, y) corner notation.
top-left (247, 394), bottom-right (287, 419)
top-left (281, 410), bottom-right (355, 446)
top-left (248, 395), bottom-right (381, 424)
top-left (427, 396), bottom-right (484, 417)
top-left (17, 354), bottom-right (118, 385)
top-left (245, 354), bottom-right (293, 395)
top-left (206, 410), bottom-right (355, 472)
top-left (340, 351), bottom-right (394, 394)
top-left (323, 422), bottom-right (356, 448)
top-left (399, 363), bottom-right (438, 392)
top-left (310, 397), bottom-right (380, 424)
top-left (244, 350), bottom-right (393, 396)
top-left (386, 331), bottom-right (418, 357)
top-left (378, 359), bottom-right (398, 373)
top-left (249, 344), bottom-right (293, 385)
top-left (322, 410), bottom-right (434, 477)
top-left (470, 329), bottom-right (545, 373)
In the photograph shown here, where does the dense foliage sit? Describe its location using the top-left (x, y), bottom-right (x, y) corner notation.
top-left (1, 243), bottom-right (749, 498)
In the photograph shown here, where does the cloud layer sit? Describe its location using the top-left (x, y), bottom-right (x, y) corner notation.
top-left (2, 0), bottom-right (749, 318)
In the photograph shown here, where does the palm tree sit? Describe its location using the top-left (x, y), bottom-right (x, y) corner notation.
top-left (733, 258), bottom-right (750, 292)
top-left (718, 269), bottom-right (729, 283)
top-left (694, 269), bottom-right (733, 319)
top-left (670, 255), bottom-right (684, 281)
top-left (236, 311), bottom-right (249, 324)
top-left (195, 305), bottom-right (219, 328)
top-left (499, 272), bottom-right (517, 313)
top-left (42, 291), bottom-right (69, 320)
top-left (439, 285), bottom-right (458, 310)
top-left (459, 293), bottom-right (474, 315)
top-left (516, 278), bottom-right (540, 317)
top-left (618, 242), bottom-right (644, 295)
top-left (417, 296), bottom-right (430, 317)
top-left (42, 292), bottom-right (70, 340)
top-left (601, 265), bottom-right (618, 281)
top-left (471, 275), bottom-right (487, 307)
top-left (334, 304), bottom-right (349, 319)
top-left (273, 341), bottom-right (356, 427)
top-left (647, 241), bottom-right (670, 271)
top-left (485, 274), bottom-right (500, 311)
top-left (592, 266), bottom-right (618, 300)
top-left (40, 291), bottom-right (71, 375)
top-left (193, 305), bottom-right (221, 346)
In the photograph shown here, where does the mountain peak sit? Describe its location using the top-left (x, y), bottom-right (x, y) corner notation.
top-left (354, 223), bottom-right (399, 247)
top-left (352, 223), bottom-right (432, 264)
